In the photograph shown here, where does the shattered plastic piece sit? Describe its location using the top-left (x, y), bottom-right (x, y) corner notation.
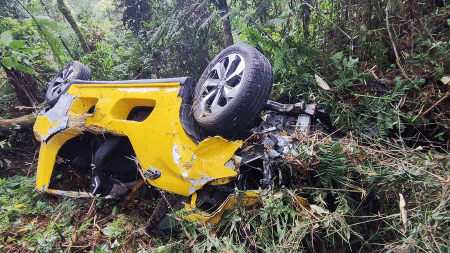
top-left (304, 104), bottom-right (316, 116)
top-left (241, 154), bottom-right (262, 164)
top-left (266, 114), bottom-right (285, 127)
top-left (275, 135), bottom-right (292, 147)
top-left (284, 116), bottom-right (299, 133)
top-left (265, 100), bottom-right (306, 114)
top-left (297, 114), bottom-right (311, 135)
top-left (259, 127), bottom-right (277, 133)
top-left (266, 149), bottom-right (281, 159)
top-left (261, 135), bottom-right (277, 147)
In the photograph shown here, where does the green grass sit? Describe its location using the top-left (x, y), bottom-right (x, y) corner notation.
top-left (2, 136), bottom-right (448, 252)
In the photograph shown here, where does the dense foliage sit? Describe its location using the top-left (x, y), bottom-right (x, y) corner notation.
top-left (1, 0), bottom-right (450, 252)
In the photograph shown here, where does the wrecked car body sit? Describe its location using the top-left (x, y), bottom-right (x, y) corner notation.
top-left (35, 77), bottom-right (242, 197)
top-left (33, 43), bottom-right (337, 232)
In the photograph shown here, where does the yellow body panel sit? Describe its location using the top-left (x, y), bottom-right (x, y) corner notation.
top-left (185, 191), bottom-right (260, 225)
top-left (185, 194), bottom-right (313, 225)
top-left (34, 80), bottom-right (241, 196)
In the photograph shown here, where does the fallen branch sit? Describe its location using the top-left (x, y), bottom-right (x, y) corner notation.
top-left (367, 65), bottom-right (379, 81)
top-left (15, 106), bottom-right (39, 114)
top-left (421, 91), bottom-right (449, 117)
top-left (0, 114), bottom-right (36, 135)
top-left (385, 1), bottom-right (409, 80)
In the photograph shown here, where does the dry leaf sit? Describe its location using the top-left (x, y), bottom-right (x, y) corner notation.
top-left (441, 76), bottom-right (450, 85)
top-left (273, 193), bottom-right (283, 199)
top-left (315, 74), bottom-right (331, 90)
top-left (399, 193), bottom-right (407, 231)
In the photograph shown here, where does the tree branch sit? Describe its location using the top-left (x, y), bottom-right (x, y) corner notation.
top-left (385, 1), bottom-right (409, 80)
top-left (57, 0), bottom-right (91, 54)
top-left (0, 114), bottom-right (36, 136)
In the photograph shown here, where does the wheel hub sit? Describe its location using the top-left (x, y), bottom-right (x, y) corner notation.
top-left (199, 53), bottom-right (246, 115)
top-left (51, 66), bottom-right (74, 97)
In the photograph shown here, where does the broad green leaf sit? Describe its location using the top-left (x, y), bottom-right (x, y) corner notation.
top-left (11, 55), bottom-right (19, 66)
top-left (1, 57), bottom-right (15, 69)
top-left (20, 47), bottom-right (35, 53)
top-left (0, 31), bottom-right (13, 46)
top-left (331, 51), bottom-right (344, 63)
top-left (15, 63), bottom-right (35, 74)
top-left (8, 40), bottom-right (26, 50)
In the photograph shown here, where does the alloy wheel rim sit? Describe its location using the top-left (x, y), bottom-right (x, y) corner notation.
top-left (198, 53), bottom-right (246, 115)
top-left (50, 66), bottom-right (75, 97)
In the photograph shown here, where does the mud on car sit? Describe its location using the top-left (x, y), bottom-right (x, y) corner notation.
top-left (34, 43), bottom-right (338, 234)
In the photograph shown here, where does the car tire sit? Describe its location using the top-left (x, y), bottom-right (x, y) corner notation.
top-left (193, 43), bottom-right (273, 137)
top-left (46, 61), bottom-right (91, 106)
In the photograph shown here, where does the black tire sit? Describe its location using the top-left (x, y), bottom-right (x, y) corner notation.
top-left (193, 43), bottom-right (273, 137)
top-left (46, 61), bottom-right (91, 106)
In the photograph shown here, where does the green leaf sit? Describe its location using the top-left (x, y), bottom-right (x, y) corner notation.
top-left (331, 51), bottom-right (344, 63)
top-left (435, 131), bottom-right (445, 141)
top-left (11, 55), bottom-right (19, 66)
top-left (197, 0), bottom-right (209, 9)
top-left (1, 57), bottom-right (15, 69)
top-left (20, 47), bottom-right (35, 53)
top-left (8, 40), bottom-right (25, 50)
top-left (15, 64), bottom-right (35, 74)
top-left (0, 31), bottom-right (13, 46)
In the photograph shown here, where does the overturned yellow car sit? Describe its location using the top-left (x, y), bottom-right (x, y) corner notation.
top-left (34, 43), bottom-right (328, 234)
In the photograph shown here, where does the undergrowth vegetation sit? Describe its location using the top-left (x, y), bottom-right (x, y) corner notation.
top-left (1, 0), bottom-right (450, 252)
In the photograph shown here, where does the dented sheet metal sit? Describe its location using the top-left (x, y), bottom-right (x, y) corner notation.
top-left (185, 191), bottom-right (260, 224)
top-left (34, 79), bottom-right (241, 197)
top-left (34, 93), bottom-right (75, 142)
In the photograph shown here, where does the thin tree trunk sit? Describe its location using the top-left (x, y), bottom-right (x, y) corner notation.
top-left (60, 36), bottom-right (76, 60)
top-left (39, 0), bottom-right (52, 18)
top-left (2, 66), bottom-right (44, 106)
top-left (57, 0), bottom-right (91, 54)
top-left (302, 0), bottom-right (311, 41)
top-left (214, 0), bottom-right (234, 46)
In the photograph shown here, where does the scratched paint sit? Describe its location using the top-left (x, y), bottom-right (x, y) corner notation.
top-left (117, 87), bottom-right (160, 93)
top-left (34, 79), bottom-right (241, 197)
top-left (172, 144), bottom-right (181, 167)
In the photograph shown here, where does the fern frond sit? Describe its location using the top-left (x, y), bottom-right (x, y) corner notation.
top-left (273, 41), bottom-right (289, 75)
top-left (149, 23), bottom-right (165, 45)
top-left (33, 16), bottom-right (65, 65)
top-left (315, 142), bottom-right (351, 188)
top-left (264, 18), bottom-right (287, 29)
top-left (199, 10), bottom-right (220, 30)
top-left (368, 164), bottom-right (427, 192)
